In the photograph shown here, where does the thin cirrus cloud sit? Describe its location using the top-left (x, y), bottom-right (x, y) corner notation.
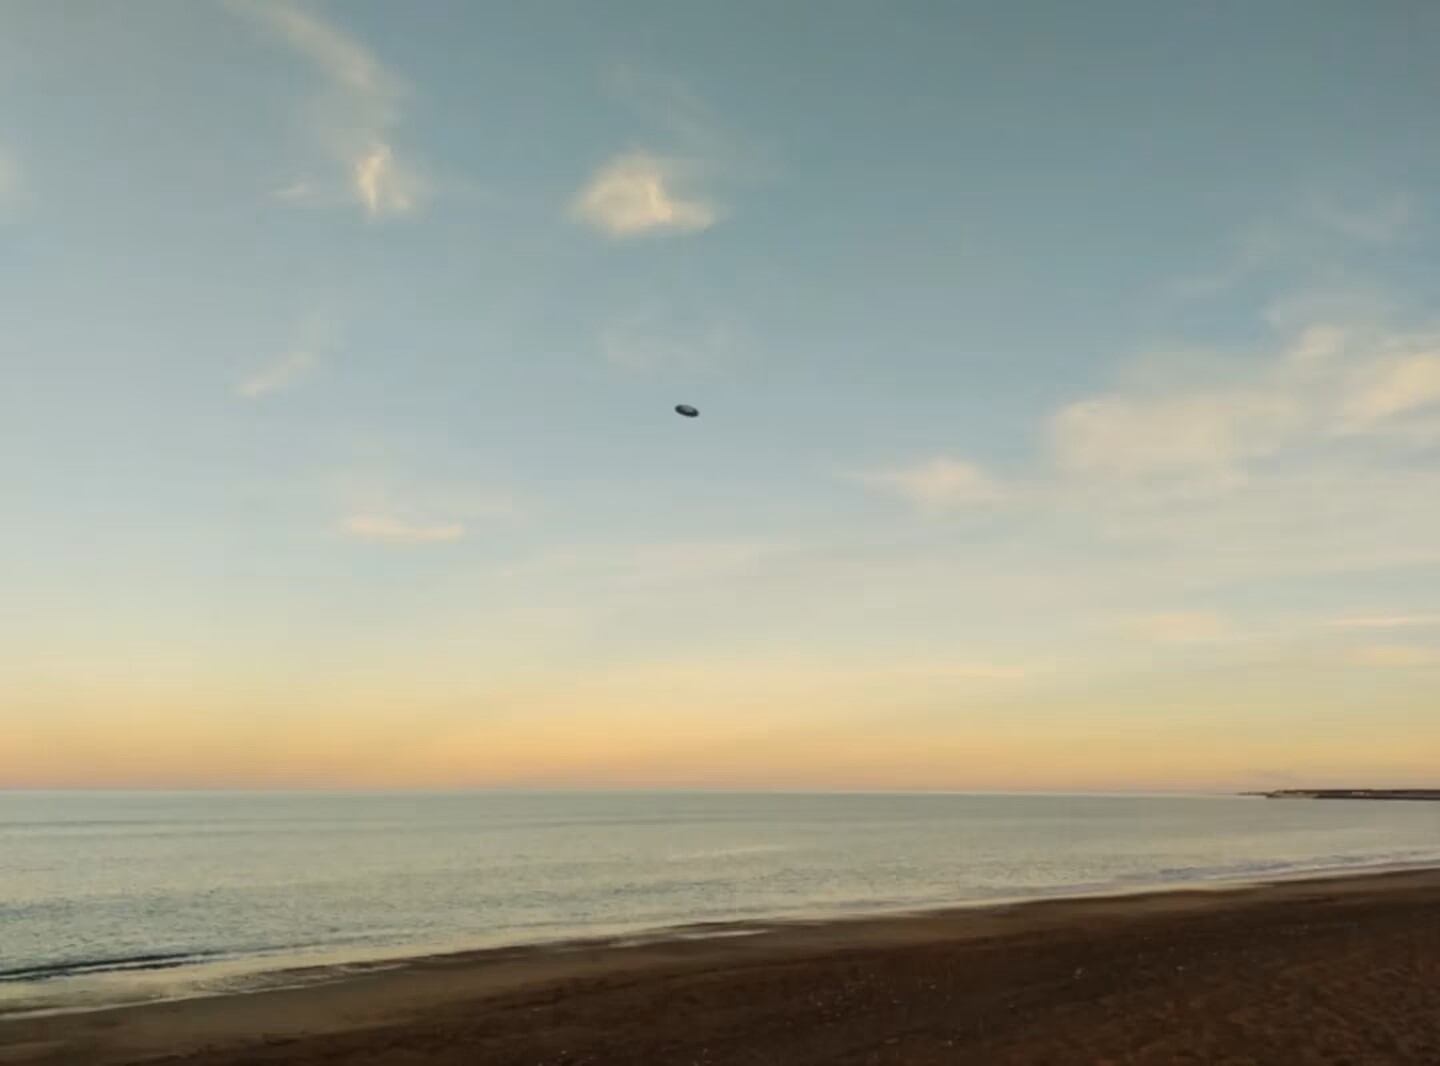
top-left (341, 513), bottom-right (466, 544)
top-left (1168, 192), bottom-right (1419, 300)
top-left (1049, 390), bottom-right (1302, 487)
top-left (853, 304), bottom-right (1440, 527)
top-left (571, 151), bottom-right (717, 237)
top-left (854, 457), bottom-right (1005, 512)
top-left (600, 308), bottom-right (741, 372)
top-left (501, 538), bottom-right (782, 589)
top-left (1305, 192), bottom-right (1415, 244)
top-left (350, 143), bottom-right (418, 217)
top-left (1046, 317), bottom-right (1440, 490)
top-left (236, 348), bottom-right (318, 399)
top-left (1342, 351), bottom-right (1440, 427)
top-left (1327, 614), bottom-right (1440, 630)
top-left (335, 479), bottom-right (521, 546)
top-left (1125, 612), bottom-right (1229, 644)
top-left (228, 0), bottom-right (426, 219)
top-left (857, 323), bottom-right (1378, 514)
top-left (1350, 644), bottom-right (1440, 668)
top-left (235, 316), bottom-right (336, 399)
top-left (846, 285), bottom-right (1440, 623)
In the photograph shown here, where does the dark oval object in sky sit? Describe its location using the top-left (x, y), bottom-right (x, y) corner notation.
top-left (675, 404), bottom-right (699, 418)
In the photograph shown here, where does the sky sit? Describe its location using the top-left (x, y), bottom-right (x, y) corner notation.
top-left (3, 0), bottom-right (1439, 791)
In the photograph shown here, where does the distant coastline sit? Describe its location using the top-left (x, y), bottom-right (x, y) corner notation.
top-left (1245, 789), bottom-right (1440, 801)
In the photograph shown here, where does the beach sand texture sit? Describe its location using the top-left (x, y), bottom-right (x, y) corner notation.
top-left (4, 868), bottom-right (1439, 1065)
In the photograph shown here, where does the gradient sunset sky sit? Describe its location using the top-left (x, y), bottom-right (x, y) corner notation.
top-left (4, 1), bottom-right (1439, 791)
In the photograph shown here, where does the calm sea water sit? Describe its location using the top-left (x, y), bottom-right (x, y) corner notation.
top-left (3, 790), bottom-right (1439, 1015)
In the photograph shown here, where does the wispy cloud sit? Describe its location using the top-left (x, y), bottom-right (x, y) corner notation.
top-left (847, 281), bottom-right (1440, 614)
top-left (342, 513), bottom-right (465, 544)
top-left (1342, 351), bottom-right (1440, 427)
top-left (571, 151), bottom-right (716, 238)
top-left (600, 306), bottom-right (742, 372)
top-left (237, 349), bottom-right (318, 399)
top-left (1047, 313), bottom-right (1440, 491)
top-left (1167, 192), bottom-right (1420, 301)
top-left (273, 178), bottom-right (321, 203)
top-left (229, 0), bottom-right (426, 218)
top-left (542, 654), bottom-right (1029, 707)
top-left (1050, 390), bottom-right (1301, 488)
top-left (1013, 315), bottom-right (1440, 595)
top-left (875, 661), bottom-right (1028, 682)
top-left (502, 539), bottom-right (780, 587)
top-left (570, 67), bottom-right (760, 238)
top-left (855, 457), bottom-right (1005, 512)
top-left (1306, 192), bottom-right (1415, 244)
top-left (1328, 615), bottom-right (1440, 630)
top-left (1125, 612), bottom-right (1229, 643)
top-left (602, 64), bottom-right (772, 183)
top-left (334, 471), bottom-right (521, 546)
top-left (1350, 644), bottom-right (1440, 668)
top-left (235, 315), bottom-right (335, 398)
top-left (350, 143), bottom-right (419, 216)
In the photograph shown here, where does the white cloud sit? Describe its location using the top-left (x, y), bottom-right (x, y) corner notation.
top-left (1050, 390), bottom-right (1302, 487)
top-left (1284, 323), bottom-right (1350, 368)
top-left (856, 457), bottom-right (1004, 512)
top-left (342, 514), bottom-right (465, 544)
top-left (351, 143), bottom-right (420, 217)
top-left (571, 151), bottom-right (716, 237)
top-left (236, 315), bottom-right (335, 398)
top-left (1071, 464), bottom-right (1440, 582)
top-left (273, 178), bottom-right (321, 202)
top-left (237, 348), bottom-right (318, 399)
top-left (333, 472), bottom-right (520, 547)
top-left (1045, 311), bottom-right (1440, 492)
top-left (1350, 645), bottom-right (1440, 668)
top-left (848, 300), bottom-right (1440, 620)
top-left (1342, 352), bottom-right (1440, 426)
top-left (230, 0), bottom-right (425, 218)
top-left (832, 297), bottom-right (1440, 677)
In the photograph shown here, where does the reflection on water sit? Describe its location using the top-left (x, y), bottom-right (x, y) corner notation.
top-left (3, 790), bottom-right (1438, 1015)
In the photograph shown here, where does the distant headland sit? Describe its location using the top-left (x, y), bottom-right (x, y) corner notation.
top-left (1243, 789), bottom-right (1440, 801)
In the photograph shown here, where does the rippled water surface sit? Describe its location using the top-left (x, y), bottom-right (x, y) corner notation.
top-left (3, 790), bottom-right (1438, 1014)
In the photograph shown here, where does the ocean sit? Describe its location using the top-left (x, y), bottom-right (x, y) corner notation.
top-left (3, 790), bottom-right (1438, 1017)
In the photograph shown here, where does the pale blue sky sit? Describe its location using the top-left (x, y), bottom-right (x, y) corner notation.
top-left (3, 1), bottom-right (1439, 789)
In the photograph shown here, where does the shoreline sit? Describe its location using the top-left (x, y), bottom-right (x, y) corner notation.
top-left (5, 864), bottom-right (1440, 1064)
top-left (7, 853), bottom-right (1440, 1023)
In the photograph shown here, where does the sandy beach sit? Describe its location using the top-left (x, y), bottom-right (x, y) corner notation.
top-left (4, 867), bottom-right (1439, 1065)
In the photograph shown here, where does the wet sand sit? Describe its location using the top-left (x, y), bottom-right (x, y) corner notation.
top-left (5, 867), bottom-right (1440, 1065)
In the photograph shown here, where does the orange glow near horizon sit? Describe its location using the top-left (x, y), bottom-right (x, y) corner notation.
top-left (7, 655), bottom-right (1436, 791)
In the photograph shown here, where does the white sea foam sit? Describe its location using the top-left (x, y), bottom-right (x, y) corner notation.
top-left (4, 790), bottom-right (1438, 1016)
